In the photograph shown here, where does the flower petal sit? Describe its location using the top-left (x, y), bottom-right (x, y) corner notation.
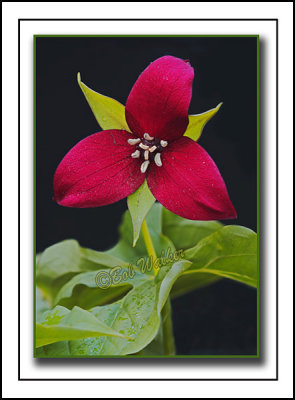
top-left (125, 55), bottom-right (194, 142)
top-left (147, 137), bottom-right (237, 220)
top-left (53, 130), bottom-right (145, 207)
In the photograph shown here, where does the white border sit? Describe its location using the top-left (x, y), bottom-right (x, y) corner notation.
top-left (2, 2), bottom-right (293, 398)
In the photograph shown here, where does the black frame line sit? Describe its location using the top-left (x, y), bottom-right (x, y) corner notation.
top-left (18, 18), bottom-right (279, 381)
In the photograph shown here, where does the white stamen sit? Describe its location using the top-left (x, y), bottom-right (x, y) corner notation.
top-left (144, 150), bottom-right (149, 160)
top-left (128, 138), bottom-right (141, 145)
top-left (160, 140), bottom-right (168, 147)
top-left (144, 133), bottom-right (154, 141)
top-left (154, 152), bottom-right (162, 167)
top-left (149, 145), bottom-right (157, 153)
top-left (139, 143), bottom-right (149, 150)
top-left (131, 150), bottom-right (140, 158)
top-left (140, 160), bottom-right (150, 173)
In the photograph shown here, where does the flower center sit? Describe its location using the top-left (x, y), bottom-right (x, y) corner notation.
top-left (128, 133), bottom-right (168, 173)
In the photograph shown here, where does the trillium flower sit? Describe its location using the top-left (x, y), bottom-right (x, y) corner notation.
top-left (54, 56), bottom-right (236, 220)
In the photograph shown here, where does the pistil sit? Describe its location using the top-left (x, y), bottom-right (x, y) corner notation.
top-left (128, 133), bottom-right (168, 173)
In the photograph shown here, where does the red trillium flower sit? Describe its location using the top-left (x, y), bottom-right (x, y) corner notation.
top-left (54, 56), bottom-right (237, 220)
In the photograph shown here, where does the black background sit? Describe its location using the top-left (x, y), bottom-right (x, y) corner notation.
top-left (36, 36), bottom-right (257, 355)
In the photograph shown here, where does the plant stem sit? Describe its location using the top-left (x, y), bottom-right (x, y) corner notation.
top-left (141, 218), bottom-right (175, 355)
top-left (141, 219), bottom-right (158, 276)
top-left (161, 297), bottom-right (176, 355)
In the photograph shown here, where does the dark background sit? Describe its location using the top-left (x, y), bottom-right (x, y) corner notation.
top-left (36, 36), bottom-right (257, 355)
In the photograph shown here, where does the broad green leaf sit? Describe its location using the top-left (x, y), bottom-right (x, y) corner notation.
top-left (36, 205), bottom-right (189, 356)
top-left (37, 260), bottom-right (191, 356)
top-left (127, 180), bottom-right (155, 247)
top-left (36, 305), bottom-right (131, 348)
top-left (184, 102), bottom-right (223, 141)
top-left (77, 72), bottom-right (129, 131)
top-left (36, 239), bottom-right (131, 304)
top-left (36, 203), bottom-right (176, 348)
top-left (184, 225), bottom-right (257, 287)
top-left (162, 207), bottom-right (223, 250)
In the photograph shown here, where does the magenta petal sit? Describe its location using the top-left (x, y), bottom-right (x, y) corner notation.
top-left (53, 130), bottom-right (145, 207)
top-left (147, 137), bottom-right (237, 220)
top-left (125, 55), bottom-right (194, 142)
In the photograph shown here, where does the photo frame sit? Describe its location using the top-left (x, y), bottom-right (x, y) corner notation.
top-left (4, 5), bottom-right (292, 396)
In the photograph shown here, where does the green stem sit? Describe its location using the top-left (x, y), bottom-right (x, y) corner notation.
top-left (141, 219), bottom-right (158, 276)
top-left (141, 218), bottom-right (175, 355)
top-left (161, 298), bottom-right (176, 355)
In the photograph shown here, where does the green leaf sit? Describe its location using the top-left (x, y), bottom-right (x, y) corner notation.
top-left (127, 180), bottom-right (155, 247)
top-left (162, 207), bottom-right (223, 250)
top-left (184, 225), bottom-right (257, 287)
top-left (184, 102), bottom-right (223, 141)
top-left (72, 260), bottom-right (191, 356)
top-left (77, 72), bottom-right (129, 131)
top-left (36, 305), bottom-right (131, 348)
top-left (37, 260), bottom-right (191, 356)
top-left (36, 239), bottom-right (131, 304)
top-left (36, 204), bottom-right (190, 356)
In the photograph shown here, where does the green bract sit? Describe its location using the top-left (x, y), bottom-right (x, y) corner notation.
top-left (77, 73), bottom-right (129, 131)
top-left (184, 102), bottom-right (223, 141)
top-left (127, 180), bottom-right (155, 247)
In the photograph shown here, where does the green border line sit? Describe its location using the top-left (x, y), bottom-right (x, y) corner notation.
top-left (33, 35), bottom-right (37, 357)
top-left (34, 34), bottom-right (259, 38)
top-left (36, 354), bottom-right (259, 359)
top-left (256, 36), bottom-right (260, 358)
top-left (33, 34), bottom-right (259, 359)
